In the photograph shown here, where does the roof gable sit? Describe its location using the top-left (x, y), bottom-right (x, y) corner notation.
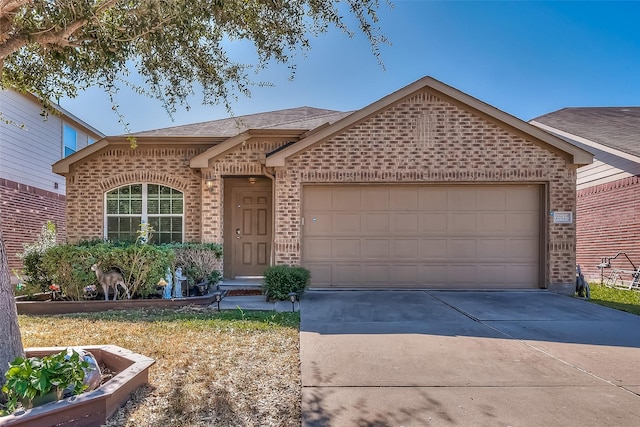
top-left (266, 77), bottom-right (593, 167)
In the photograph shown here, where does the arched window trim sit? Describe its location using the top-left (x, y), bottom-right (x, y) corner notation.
top-left (104, 183), bottom-right (184, 243)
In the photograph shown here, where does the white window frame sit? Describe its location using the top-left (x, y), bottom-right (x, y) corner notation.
top-left (104, 183), bottom-right (185, 243)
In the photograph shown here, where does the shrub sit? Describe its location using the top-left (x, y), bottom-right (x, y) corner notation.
top-left (170, 243), bottom-right (223, 287)
top-left (18, 221), bottom-right (59, 293)
top-left (263, 265), bottom-right (310, 301)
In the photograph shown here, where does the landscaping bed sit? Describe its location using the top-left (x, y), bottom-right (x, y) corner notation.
top-left (15, 293), bottom-right (219, 315)
top-left (15, 307), bottom-right (301, 426)
top-left (0, 346), bottom-right (154, 427)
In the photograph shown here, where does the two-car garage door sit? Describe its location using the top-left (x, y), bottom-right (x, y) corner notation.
top-left (302, 185), bottom-right (542, 289)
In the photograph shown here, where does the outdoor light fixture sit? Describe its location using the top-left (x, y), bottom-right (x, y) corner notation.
top-left (288, 292), bottom-right (297, 312)
top-left (205, 179), bottom-right (214, 193)
top-left (248, 177), bottom-right (257, 184)
top-left (213, 291), bottom-right (222, 311)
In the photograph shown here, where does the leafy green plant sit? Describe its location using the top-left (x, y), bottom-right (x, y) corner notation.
top-left (263, 265), bottom-right (310, 301)
top-left (171, 243), bottom-right (223, 287)
top-left (1, 349), bottom-right (90, 415)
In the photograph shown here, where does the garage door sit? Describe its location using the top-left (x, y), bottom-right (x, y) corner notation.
top-left (302, 185), bottom-right (542, 289)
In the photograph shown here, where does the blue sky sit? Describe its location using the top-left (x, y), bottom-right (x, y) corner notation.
top-left (60, 1), bottom-right (640, 136)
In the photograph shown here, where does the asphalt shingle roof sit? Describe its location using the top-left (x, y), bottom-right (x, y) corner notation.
top-left (132, 107), bottom-right (352, 137)
top-left (532, 107), bottom-right (640, 158)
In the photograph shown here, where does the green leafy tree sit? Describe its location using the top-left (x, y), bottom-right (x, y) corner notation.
top-left (0, 0), bottom-right (387, 388)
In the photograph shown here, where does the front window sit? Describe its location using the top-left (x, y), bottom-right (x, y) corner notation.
top-left (63, 124), bottom-right (77, 157)
top-left (105, 184), bottom-right (184, 244)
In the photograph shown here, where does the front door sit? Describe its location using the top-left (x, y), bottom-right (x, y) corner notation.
top-left (229, 180), bottom-right (272, 278)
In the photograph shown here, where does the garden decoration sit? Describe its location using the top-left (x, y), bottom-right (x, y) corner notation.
top-left (174, 267), bottom-right (186, 298)
top-left (91, 262), bottom-right (130, 300)
top-left (162, 267), bottom-right (173, 299)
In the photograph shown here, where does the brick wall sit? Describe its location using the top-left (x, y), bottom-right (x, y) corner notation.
top-left (65, 146), bottom-right (205, 243)
top-left (576, 176), bottom-right (640, 282)
top-left (0, 178), bottom-right (66, 272)
top-left (277, 90), bottom-right (577, 288)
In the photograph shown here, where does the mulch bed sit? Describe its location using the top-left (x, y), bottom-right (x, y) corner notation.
top-left (225, 289), bottom-right (264, 297)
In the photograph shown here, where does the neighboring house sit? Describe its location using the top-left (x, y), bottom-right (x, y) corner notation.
top-left (53, 77), bottom-right (592, 292)
top-left (531, 108), bottom-right (640, 282)
top-left (0, 89), bottom-right (103, 275)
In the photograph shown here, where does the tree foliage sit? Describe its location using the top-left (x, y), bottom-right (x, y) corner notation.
top-left (1, 0), bottom-right (388, 116)
top-left (0, 0), bottom-right (388, 388)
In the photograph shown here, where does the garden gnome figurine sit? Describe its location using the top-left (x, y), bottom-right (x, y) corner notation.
top-left (162, 267), bottom-right (173, 299)
top-left (174, 267), bottom-right (186, 298)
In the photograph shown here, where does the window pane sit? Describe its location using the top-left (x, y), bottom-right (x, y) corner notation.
top-left (160, 186), bottom-right (171, 195)
top-left (106, 200), bottom-right (118, 214)
top-left (63, 124), bottom-right (77, 158)
top-left (171, 218), bottom-right (182, 232)
top-left (148, 184), bottom-right (159, 195)
top-left (159, 200), bottom-right (171, 214)
top-left (148, 199), bottom-right (159, 215)
top-left (131, 199), bottom-right (143, 214)
top-left (160, 217), bottom-right (171, 231)
top-left (119, 186), bottom-right (130, 196)
top-left (172, 199), bottom-right (183, 214)
top-left (118, 200), bottom-right (130, 215)
top-left (131, 184), bottom-right (143, 195)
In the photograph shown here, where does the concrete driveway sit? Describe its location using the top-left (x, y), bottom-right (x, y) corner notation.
top-left (300, 290), bottom-right (640, 426)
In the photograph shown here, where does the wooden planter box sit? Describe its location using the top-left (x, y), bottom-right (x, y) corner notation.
top-left (15, 293), bottom-right (219, 315)
top-left (0, 345), bottom-right (154, 427)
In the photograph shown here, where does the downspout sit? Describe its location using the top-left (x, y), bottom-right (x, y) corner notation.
top-left (262, 164), bottom-right (276, 266)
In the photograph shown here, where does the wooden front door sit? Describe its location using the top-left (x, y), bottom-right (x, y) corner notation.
top-left (229, 183), bottom-right (272, 277)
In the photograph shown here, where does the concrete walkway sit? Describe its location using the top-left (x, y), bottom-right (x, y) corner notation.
top-left (300, 290), bottom-right (640, 426)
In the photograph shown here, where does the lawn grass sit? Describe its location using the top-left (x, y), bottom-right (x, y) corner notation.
top-left (18, 307), bottom-right (300, 427)
top-left (587, 283), bottom-right (640, 316)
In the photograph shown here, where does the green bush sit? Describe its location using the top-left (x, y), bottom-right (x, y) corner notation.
top-left (170, 243), bottom-right (223, 287)
top-left (263, 265), bottom-right (310, 301)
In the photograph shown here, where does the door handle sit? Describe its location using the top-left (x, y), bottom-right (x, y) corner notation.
top-left (236, 228), bottom-right (241, 239)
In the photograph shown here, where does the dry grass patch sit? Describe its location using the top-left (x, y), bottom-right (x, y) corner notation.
top-left (18, 307), bottom-right (300, 426)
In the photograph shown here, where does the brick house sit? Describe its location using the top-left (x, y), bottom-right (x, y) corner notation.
top-left (53, 77), bottom-right (592, 292)
top-left (0, 90), bottom-right (103, 275)
top-left (531, 108), bottom-right (640, 282)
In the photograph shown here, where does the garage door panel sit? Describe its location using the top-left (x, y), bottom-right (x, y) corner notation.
top-left (507, 212), bottom-right (539, 233)
top-left (477, 188), bottom-right (507, 210)
top-left (363, 239), bottom-right (389, 259)
top-left (333, 214), bottom-right (361, 234)
top-left (420, 239), bottom-right (448, 259)
top-left (302, 185), bottom-right (541, 288)
top-left (304, 187), bottom-right (332, 210)
top-left (447, 265), bottom-right (478, 284)
top-left (507, 239), bottom-right (539, 260)
top-left (390, 187), bottom-right (419, 210)
top-left (419, 265), bottom-right (447, 283)
top-left (419, 213), bottom-right (447, 234)
top-left (332, 188), bottom-right (362, 210)
top-left (391, 239), bottom-right (419, 260)
top-left (362, 213), bottom-right (389, 234)
top-left (449, 213), bottom-right (477, 234)
top-left (362, 264), bottom-right (390, 283)
top-left (334, 239), bottom-right (361, 259)
top-left (477, 238), bottom-right (506, 260)
top-left (307, 264), bottom-right (332, 286)
top-left (448, 239), bottom-right (477, 260)
top-left (335, 264), bottom-right (362, 284)
top-left (391, 265), bottom-right (419, 284)
top-left (304, 238), bottom-right (332, 259)
top-left (448, 188), bottom-right (478, 210)
top-left (391, 213), bottom-right (419, 234)
top-left (478, 213), bottom-right (508, 234)
top-left (507, 186), bottom-right (539, 210)
top-left (419, 188), bottom-right (448, 210)
top-left (362, 187), bottom-right (390, 210)
top-left (305, 213), bottom-right (333, 235)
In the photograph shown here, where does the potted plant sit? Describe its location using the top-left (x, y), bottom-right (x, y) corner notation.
top-left (1, 348), bottom-right (95, 415)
